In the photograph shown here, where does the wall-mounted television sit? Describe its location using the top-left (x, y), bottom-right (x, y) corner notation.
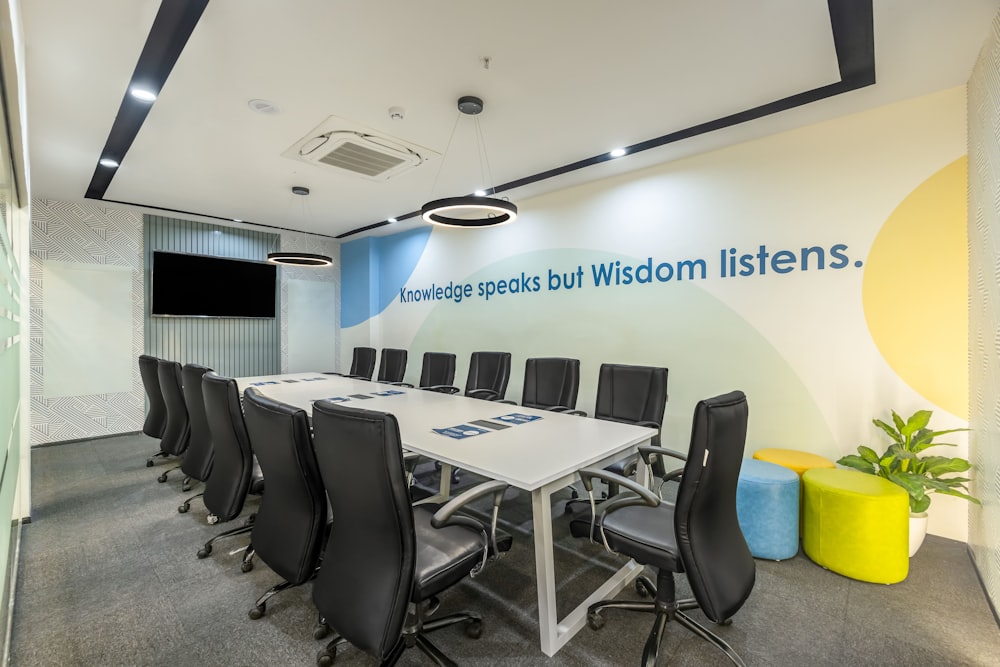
top-left (151, 251), bottom-right (277, 318)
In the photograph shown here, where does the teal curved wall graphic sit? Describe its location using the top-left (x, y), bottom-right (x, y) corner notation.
top-left (341, 227), bottom-right (432, 328)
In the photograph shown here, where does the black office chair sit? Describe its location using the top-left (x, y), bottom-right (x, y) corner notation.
top-left (433, 351), bottom-right (512, 400)
top-left (177, 363), bottom-right (213, 505)
top-left (154, 359), bottom-right (191, 483)
top-left (576, 363), bottom-right (668, 499)
top-left (242, 388), bottom-right (328, 621)
top-left (513, 357), bottom-right (580, 411)
top-left (569, 391), bottom-right (754, 666)
top-left (397, 351), bottom-right (457, 391)
top-left (139, 354), bottom-right (168, 466)
top-left (376, 347), bottom-right (407, 383)
top-left (310, 400), bottom-right (512, 667)
top-left (196, 372), bottom-right (264, 572)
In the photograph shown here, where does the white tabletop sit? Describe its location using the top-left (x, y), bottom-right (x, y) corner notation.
top-left (236, 373), bottom-right (655, 492)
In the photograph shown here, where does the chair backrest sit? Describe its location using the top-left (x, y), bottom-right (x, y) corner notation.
top-left (522, 357), bottom-right (580, 410)
top-left (311, 401), bottom-right (414, 662)
top-left (156, 359), bottom-right (191, 456)
top-left (593, 363), bottom-right (668, 428)
top-left (418, 352), bottom-right (456, 388)
top-left (350, 346), bottom-right (377, 380)
top-left (242, 388), bottom-right (327, 585)
top-left (201, 372), bottom-right (255, 521)
top-left (180, 363), bottom-right (214, 481)
top-left (138, 354), bottom-right (167, 438)
top-left (377, 348), bottom-right (408, 383)
top-left (675, 390), bottom-right (754, 623)
top-left (465, 351), bottom-right (512, 398)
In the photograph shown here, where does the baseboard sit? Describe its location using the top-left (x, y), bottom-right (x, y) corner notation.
top-left (967, 545), bottom-right (1000, 630)
top-left (0, 518), bottom-right (21, 667)
top-left (32, 431), bottom-right (142, 448)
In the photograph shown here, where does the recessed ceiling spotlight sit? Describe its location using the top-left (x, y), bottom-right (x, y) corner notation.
top-left (130, 87), bottom-right (157, 102)
top-left (99, 158), bottom-right (119, 168)
top-left (609, 147), bottom-right (626, 158)
top-left (474, 189), bottom-right (487, 197)
top-left (248, 99), bottom-right (280, 114)
top-left (387, 217), bottom-right (398, 223)
top-left (291, 185), bottom-right (310, 196)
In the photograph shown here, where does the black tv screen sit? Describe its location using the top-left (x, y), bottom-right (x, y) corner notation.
top-left (151, 251), bottom-right (277, 318)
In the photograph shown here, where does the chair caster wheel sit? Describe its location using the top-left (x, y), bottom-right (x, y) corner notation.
top-left (587, 611), bottom-right (605, 630)
top-left (316, 646), bottom-right (336, 666)
top-left (717, 618), bottom-right (733, 626)
top-left (248, 604), bottom-right (265, 620)
top-left (157, 473), bottom-right (168, 483)
top-left (197, 546), bottom-right (211, 559)
top-left (178, 502), bottom-right (190, 514)
top-left (464, 618), bottom-right (483, 639)
top-left (206, 514), bottom-right (219, 525)
top-left (451, 471), bottom-right (461, 485)
top-left (146, 459), bottom-right (154, 467)
top-left (182, 483), bottom-right (191, 492)
top-left (241, 560), bottom-right (254, 573)
top-left (635, 577), bottom-right (655, 598)
top-left (313, 623), bottom-right (331, 640)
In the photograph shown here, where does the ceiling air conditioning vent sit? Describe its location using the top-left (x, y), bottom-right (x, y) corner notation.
top-left (282, 117), bottom-right (437, 181)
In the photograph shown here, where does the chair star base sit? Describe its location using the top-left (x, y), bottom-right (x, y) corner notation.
top-left (587, 570), bottom-right (746, 667)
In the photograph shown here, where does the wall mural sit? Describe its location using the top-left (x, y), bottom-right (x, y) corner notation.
top-left (340, 88), bottom-right (970, 540)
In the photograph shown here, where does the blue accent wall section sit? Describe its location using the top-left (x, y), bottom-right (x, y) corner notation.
top-left (341, 227), bottom-right (432, 328)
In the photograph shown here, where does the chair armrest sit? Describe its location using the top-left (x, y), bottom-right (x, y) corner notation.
top-left (466, 388), bottom-right (500, 401)
top-left (422, 384), bottom-right (461, 394)
top-left (431, 480), bottom-right (510, 575)
top-left (546, 406), bottom-right (573, 412)
top-left (496, 399), bottom-right (517, 405)
top-left (323, 372), bottom-right (345, 376)
top-left (391, 382), bottom-right (414, 388)
top-left (564, 409), bottom-right (588, 417)
top-left (577, 467), bottom-right (660, 552)
top-left (347, 374), bottom-right (370, 380)
top-left (402, 451), bottom-right (421, 485)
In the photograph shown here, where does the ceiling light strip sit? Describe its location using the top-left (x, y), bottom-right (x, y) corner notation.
top-left (85, 0), bottom-right (209, 200)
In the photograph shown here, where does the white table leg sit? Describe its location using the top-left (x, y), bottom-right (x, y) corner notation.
top-left (413, 462), bottom-right (452, 506)
top-left (531, 476), bottom-right (642, 657)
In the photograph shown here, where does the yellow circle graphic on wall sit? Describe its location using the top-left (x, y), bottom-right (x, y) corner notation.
top-left (862, 156), bottom-right (968, 418)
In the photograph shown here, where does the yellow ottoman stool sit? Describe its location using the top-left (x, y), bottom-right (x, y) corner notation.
top-left (753, 448), bottom-right (835, 476)
top-left (801, 468), bottom-right (909, 584)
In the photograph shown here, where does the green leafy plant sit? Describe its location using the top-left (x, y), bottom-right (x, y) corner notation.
top-left (837, 409), bottom-right (980, 514)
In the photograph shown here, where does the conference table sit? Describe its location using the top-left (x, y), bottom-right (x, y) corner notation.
top-left (235, 371), bottom-right (657, 657)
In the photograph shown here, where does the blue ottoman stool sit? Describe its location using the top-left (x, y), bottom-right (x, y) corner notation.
top-left (737, 458), bottom-right (800, 560)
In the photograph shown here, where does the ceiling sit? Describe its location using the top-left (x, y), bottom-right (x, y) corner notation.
top-left (20, 0), bottom-right (1000, 240)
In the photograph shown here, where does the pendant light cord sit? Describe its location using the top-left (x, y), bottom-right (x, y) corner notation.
top-left (429, 112), bottom-right (463, 199)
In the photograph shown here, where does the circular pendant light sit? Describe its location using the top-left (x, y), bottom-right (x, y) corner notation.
top-left (421, 96), bottom-right (517, 229)
top-left (266, 252), bottom-right (332, 267)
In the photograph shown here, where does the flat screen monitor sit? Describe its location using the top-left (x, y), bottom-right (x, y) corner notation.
top-left (151, 251), bottom-right (277, 318)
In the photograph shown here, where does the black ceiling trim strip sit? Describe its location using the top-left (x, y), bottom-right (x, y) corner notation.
top-left (84, 0), bottom-right (208, 200)
top-left (337, 0), bottom-right (875, 239)
top-left (100, 198), bottom-right (340, 239)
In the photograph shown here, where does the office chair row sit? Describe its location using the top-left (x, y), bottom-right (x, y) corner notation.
top-left (138, 354), bottom-right (515, 665)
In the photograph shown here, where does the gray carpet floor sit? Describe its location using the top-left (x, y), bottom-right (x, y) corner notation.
top-left (8, 432), bottom-right (1000, 666)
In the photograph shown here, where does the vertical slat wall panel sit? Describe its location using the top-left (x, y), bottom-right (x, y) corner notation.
top-left (144, 215), bottom-right (280, 377)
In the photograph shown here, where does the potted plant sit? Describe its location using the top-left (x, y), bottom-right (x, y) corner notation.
top-left (837, 409), bottom-right (980, 556)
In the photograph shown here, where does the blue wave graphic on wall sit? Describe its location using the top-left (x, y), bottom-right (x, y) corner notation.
top-left (341, 227), bottom-right (432, 328)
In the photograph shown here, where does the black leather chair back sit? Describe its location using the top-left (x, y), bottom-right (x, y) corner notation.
top-left (243, 388), bottom-right (327, 586)
top-left (465, 351), bottom-right (512, 398)
top-left (522, 357), bottom-right (580, 410)
top-left (138, 354), bottom-right (167, 438)
top-left (201, 372), bottom-right (255, 521)
top-left (377, 348), bottom-right (407, 383)
top-left (311, 401), bottom-right (415, 661)
top-left (156, 359), bottom-right (190, 456)
top-left (350, 346), bottom-right (377, 380)
top-left (675, 391), bottom-right (753, 623)
top-left (418, 352), bottom-right (456, 388)
top-left (594, 363), bottom-right (668, 428)
top-left (180, 363), bottom-right (214, 481)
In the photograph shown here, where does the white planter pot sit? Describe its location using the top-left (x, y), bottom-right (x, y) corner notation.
top-left (909, 512), bottom-right (928, 557)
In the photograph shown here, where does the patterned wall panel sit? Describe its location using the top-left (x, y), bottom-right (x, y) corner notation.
top-left (29, 199), bottom-right (144, 445)
top-left (277, 231), bottom-right (340, 372)
top-left (144, 215), bottom-right (280, 377)
top-left (968, 10), bottom-right (1000, 616)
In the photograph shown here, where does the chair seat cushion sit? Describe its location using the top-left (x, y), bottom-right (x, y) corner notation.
top-left (568, 502), bottom-right (682, 572)
top-left (411, 507), bottom-right (512, 602)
